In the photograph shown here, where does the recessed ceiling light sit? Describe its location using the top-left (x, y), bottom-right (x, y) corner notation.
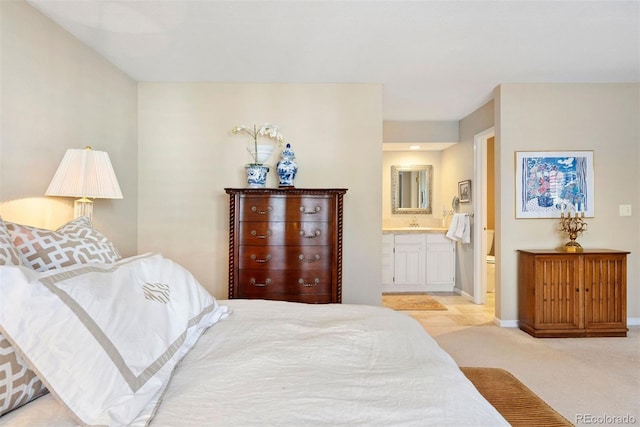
top-left (409, 145), bottom-right (421, 150)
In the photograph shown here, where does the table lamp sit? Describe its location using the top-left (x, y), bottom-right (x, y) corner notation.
top-left (45, 146), bottom-right (123, 220)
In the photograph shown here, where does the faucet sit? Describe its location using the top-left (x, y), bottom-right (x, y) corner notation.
top-left (409, 216), bottom-right (420, 228)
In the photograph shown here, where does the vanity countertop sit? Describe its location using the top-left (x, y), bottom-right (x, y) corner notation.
top-left (382, 227), bottom-right (447, 234)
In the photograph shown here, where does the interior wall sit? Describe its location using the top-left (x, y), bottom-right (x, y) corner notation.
top-left (382, 151), bottom-right (443, 228)
top-left (383, 121), bottom-right (459, 142)
top-left (0, 1), bottom-right (138, 256)
top-left (442, 100), bottom-right (494, 296)
top-left (137, 83), bottom-right (383, 304)
top-left (495, 83), bottom-right (640, 322)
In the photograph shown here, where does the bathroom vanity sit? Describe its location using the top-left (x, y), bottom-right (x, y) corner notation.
top-left (382, 229), bottom-right (456, 293)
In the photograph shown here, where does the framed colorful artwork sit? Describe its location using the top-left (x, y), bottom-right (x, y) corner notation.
top-left (515, 151), bottom-right (594, 218)
top-left (458, 180), bottom-right (471, 203)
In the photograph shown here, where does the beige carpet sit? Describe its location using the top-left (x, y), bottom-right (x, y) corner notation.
top-left (382, 293), bottom-right (447, 311)
top-left (461, 367), bottom-right (574, 426)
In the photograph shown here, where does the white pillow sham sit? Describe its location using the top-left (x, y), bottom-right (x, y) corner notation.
top-left (0, 253), bottom-right (229, 426)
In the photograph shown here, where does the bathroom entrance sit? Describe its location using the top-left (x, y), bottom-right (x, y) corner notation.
top-left (472, 127), bottom-right (496, 306)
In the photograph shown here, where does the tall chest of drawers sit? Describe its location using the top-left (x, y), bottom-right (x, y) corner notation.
top-left (225, 188), bottom-right (347, 303)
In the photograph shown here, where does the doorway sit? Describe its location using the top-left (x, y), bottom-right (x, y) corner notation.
top-left (472, 127), bottom-right (495, 306)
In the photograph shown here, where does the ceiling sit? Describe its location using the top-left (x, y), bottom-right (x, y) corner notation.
top-left (27, 0), bottom-right (639, 121)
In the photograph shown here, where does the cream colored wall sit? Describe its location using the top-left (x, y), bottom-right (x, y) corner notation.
top-left (137, 83), bottom-right (383, 304)
top-left (442, 100), bottom-right (494, 296)
top-left (382, 151), bottom-right (444, 228)
top-left (0, 1), bottom-right (138, 256)
top-left (495, 83), bottom-right (640, 322)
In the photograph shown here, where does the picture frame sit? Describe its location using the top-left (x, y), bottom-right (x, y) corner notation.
top-left (515, 150), bottom-right (594, 219)
top-left (458, 180), bottom-right (471, 203)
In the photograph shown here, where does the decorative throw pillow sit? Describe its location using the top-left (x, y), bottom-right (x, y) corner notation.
top-left (6, 216), bottom-right (121, 272)
top-left (0, 217), bottom-right (22, 266)
top-left (1, 216), bottom-right (48, 415)
top-left (0, 333), bottom-right (48, 416)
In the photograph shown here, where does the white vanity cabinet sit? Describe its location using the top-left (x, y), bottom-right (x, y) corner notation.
top-left (382, 231), bottom-right (455, 292)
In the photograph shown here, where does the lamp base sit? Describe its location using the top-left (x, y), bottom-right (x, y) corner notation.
top-left (74, 198), bottom-right (94, 220)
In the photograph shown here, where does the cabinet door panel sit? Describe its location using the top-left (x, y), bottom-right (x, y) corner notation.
top-left (535, 256), bottom-right (581, 330)
top-left (426, 243), bottom-right (455, 285)
top-left (381, 234), bottom-right (394, 286)
top-left (584, 255), bottom-right (627, 329)
top-left (393, 236), bottom-right (425, 286)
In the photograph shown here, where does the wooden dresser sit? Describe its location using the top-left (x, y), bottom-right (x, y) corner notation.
top-left (225, 188), bottom-right (347, 303)
top-left (517, 249), bottom-right (629, 337)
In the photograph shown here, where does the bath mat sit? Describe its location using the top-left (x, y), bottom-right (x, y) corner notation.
top-left (382, 293), bottom-right (447, 311)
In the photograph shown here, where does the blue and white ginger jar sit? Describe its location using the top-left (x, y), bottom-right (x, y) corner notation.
top-left (276, 143), bottom-right (298, 187)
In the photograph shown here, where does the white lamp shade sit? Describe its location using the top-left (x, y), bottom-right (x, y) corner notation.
top-left (45, 148), bottom-right (123, 199)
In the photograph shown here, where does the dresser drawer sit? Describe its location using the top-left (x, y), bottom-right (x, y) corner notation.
top-left (239, 245), bottom-right (332, 270)
top-left (239, 221), bottom-right (332, 246)
top-left (238, 269), bottom-right (333, 295)
top-left (240, 195), bottom-right (332, 222)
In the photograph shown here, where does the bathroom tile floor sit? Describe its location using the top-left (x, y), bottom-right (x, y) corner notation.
top-left (401, 292), bottom-right (496, 328)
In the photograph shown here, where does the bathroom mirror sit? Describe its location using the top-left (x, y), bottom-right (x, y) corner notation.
top-left (391, 165), bottom-right (433, 214)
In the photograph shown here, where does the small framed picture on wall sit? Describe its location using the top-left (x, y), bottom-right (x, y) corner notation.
top-left (458, 180), bottom-right (471, 203)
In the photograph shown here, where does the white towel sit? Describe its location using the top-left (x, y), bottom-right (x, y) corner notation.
top-left (446, 214), bottom-right (461, 241)
top-left (446, 213), bottom-right (471, 244)
top-left (461, 214), bottom-right (471, 244)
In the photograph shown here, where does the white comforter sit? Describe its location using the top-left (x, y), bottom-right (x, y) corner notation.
top-left (2, 299), bottom-right (507, 426)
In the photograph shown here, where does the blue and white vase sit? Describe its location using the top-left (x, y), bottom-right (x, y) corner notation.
top-left (245, 164), bottom-right (269, 188)
top-left (276, 143), bottom-right (298, 187)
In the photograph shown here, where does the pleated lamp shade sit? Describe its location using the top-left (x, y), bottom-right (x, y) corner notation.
top-left (46, 147), bottom-right (123, 219)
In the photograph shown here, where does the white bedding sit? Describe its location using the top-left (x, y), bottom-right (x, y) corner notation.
top-left (2, 298), bottom-right (508, 426)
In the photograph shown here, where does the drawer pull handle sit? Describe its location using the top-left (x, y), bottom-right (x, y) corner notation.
top-left (299, 206), bottom-right (321, 215)
top-left (298, 278), bottom-right (320, 287)
top-left (299, 229), bottom-right (321, 239)
top-left (251, 206), bottom-right (273, 215)
top-left (299, 254), bottom-right (321, 263)
top-left (250, 254), bottom-right (272, 263)
top-left (251, 230), bottom-right (272, 239)
top-left (250, 278), bottom-right (271, 287)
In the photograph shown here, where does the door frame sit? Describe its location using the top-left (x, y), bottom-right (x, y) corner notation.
top-left (472, 127), bottom-right (495, 304)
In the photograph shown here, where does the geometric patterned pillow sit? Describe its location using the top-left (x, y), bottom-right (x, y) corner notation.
top-left (0, 332), bottom-right (48, 416)
top-left (5, 216), bottom-right (121, 272)
top-left (0, 217), bottom-right (23, 266)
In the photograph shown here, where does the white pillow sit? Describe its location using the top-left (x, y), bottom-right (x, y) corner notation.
top-left (0, 253), bottom-right (229, 425)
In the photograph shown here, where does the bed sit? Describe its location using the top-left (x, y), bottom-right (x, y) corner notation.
top-left (0, 217), bottom-right (508, 426)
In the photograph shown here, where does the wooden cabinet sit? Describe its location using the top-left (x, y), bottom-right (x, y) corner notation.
top-left (382, 232), bottom-right (455, 292)
top-left (225, 188), bottom-right (347, 303)
top-left (518, 249), bottom-right (629, 337)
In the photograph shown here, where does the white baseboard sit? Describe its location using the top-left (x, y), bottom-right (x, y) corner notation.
top-left (494, 318), bottom-right (518, 327)
top-left (456, 288), bottom-right (473, 301)
top-left (627, 317), bottom-right (640, 326)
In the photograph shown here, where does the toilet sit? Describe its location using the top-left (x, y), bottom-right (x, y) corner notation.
top-left (485, 230), bottom-right (495, 293)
